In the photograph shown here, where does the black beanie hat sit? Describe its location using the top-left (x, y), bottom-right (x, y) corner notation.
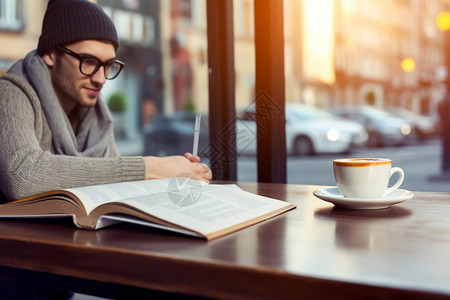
top-left (37, 0), bottom-right (119, 56)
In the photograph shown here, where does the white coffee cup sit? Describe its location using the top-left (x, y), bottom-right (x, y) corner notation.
top-left (333, 158), bottom-right (404, 199)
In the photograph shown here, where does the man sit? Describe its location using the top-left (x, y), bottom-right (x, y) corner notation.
top-left (0, 0), bottom-right (212, 204)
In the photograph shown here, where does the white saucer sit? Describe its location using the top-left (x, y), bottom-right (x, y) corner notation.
top-left (313, 187), bottom-right (414, 210)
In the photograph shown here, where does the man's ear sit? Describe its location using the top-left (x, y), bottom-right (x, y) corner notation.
top-left (41, 50), bottom-right (55, 67)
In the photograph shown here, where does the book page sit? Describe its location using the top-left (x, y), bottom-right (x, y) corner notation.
top-left (111, 183), bottom-right (293, 236)
top-left (66, 178), bottom-right (204, 214)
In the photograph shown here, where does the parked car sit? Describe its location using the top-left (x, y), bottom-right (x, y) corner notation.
top-left (329, 106), bottom-right (411, 147)
top-left (236, 103), bottom-right (368, 156)
top-left (143, 111), bottom-right (209, 156)
top-left (144, 104), bottom-right (368, 157)
top-left (385, 107), bottom-right (439, 139)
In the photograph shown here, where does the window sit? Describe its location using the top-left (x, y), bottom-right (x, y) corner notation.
top-left (0, 0), bottom-right (24, 31)
top-left (103, 7), bottom-right (155, 46)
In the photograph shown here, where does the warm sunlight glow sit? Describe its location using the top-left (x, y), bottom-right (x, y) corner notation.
top-left (302, 0), bottom-right (335, 84)
top-left (401, 58), bottom-right (416, 72)
top-left (436, 11), bottom-right (450, 31)
top-left (340, 0), bottom-right (356, 15)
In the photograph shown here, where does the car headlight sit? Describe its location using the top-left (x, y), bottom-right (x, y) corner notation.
top-left (401, 124), bottom-right (411, 136)
top-left (327, 129), bottom-right (340, 141)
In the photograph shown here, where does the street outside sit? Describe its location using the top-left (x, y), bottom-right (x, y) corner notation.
top-left (237, 137), bottom-right (450, 193)
top-left (117, 136), bottom-right (450, 193)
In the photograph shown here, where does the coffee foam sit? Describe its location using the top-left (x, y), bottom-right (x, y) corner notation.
top-left (333, 158), bottom-right (391, 167)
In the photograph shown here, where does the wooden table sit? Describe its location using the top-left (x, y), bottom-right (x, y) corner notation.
top-left (0, 182), bottom-right (449, 299)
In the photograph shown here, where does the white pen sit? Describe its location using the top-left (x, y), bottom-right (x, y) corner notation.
top-left (192, 113), bottom-right (201, 157)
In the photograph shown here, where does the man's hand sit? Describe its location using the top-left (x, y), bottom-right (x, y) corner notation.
top-left (144, 153), bottom-right (212, 183)
top-left (184, 152), bottom-right (201, 163)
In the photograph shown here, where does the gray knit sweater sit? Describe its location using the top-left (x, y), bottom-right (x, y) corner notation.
top-left (0, 54), bottom-right (145, 202)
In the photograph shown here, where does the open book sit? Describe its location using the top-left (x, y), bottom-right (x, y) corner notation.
top-left (0, 178), bottom-right (295, 240)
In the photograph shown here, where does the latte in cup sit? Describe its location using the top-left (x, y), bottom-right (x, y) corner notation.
top-left (333, 158), bottom-right (404, 199)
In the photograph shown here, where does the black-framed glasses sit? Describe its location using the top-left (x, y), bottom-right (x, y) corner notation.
top-left (56, 46), bottom-right (125, 80)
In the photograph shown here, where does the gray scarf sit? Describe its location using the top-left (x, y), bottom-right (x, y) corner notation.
top-left (8, 50), bottom-right (114, 157)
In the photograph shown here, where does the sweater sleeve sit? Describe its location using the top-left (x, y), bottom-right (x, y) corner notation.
top-left (0, 76), bottom-right (146, 201)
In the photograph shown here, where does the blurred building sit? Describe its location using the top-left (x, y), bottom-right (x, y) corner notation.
top-left (332, 0), bottom-right (448, 115)
top-left (0, 0), bottom-right (46, 75)
top-left (98, 0), bottom-right (162, 139)
top-left (201, 0), bottom-right (449, 115)
top-left (1, 0), bottom-right (449, 139)
top-left (100, 0), bottom-right (209, 139)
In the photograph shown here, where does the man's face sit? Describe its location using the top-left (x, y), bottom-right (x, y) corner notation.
top-left (42, 40), bottom-right (116, 113)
